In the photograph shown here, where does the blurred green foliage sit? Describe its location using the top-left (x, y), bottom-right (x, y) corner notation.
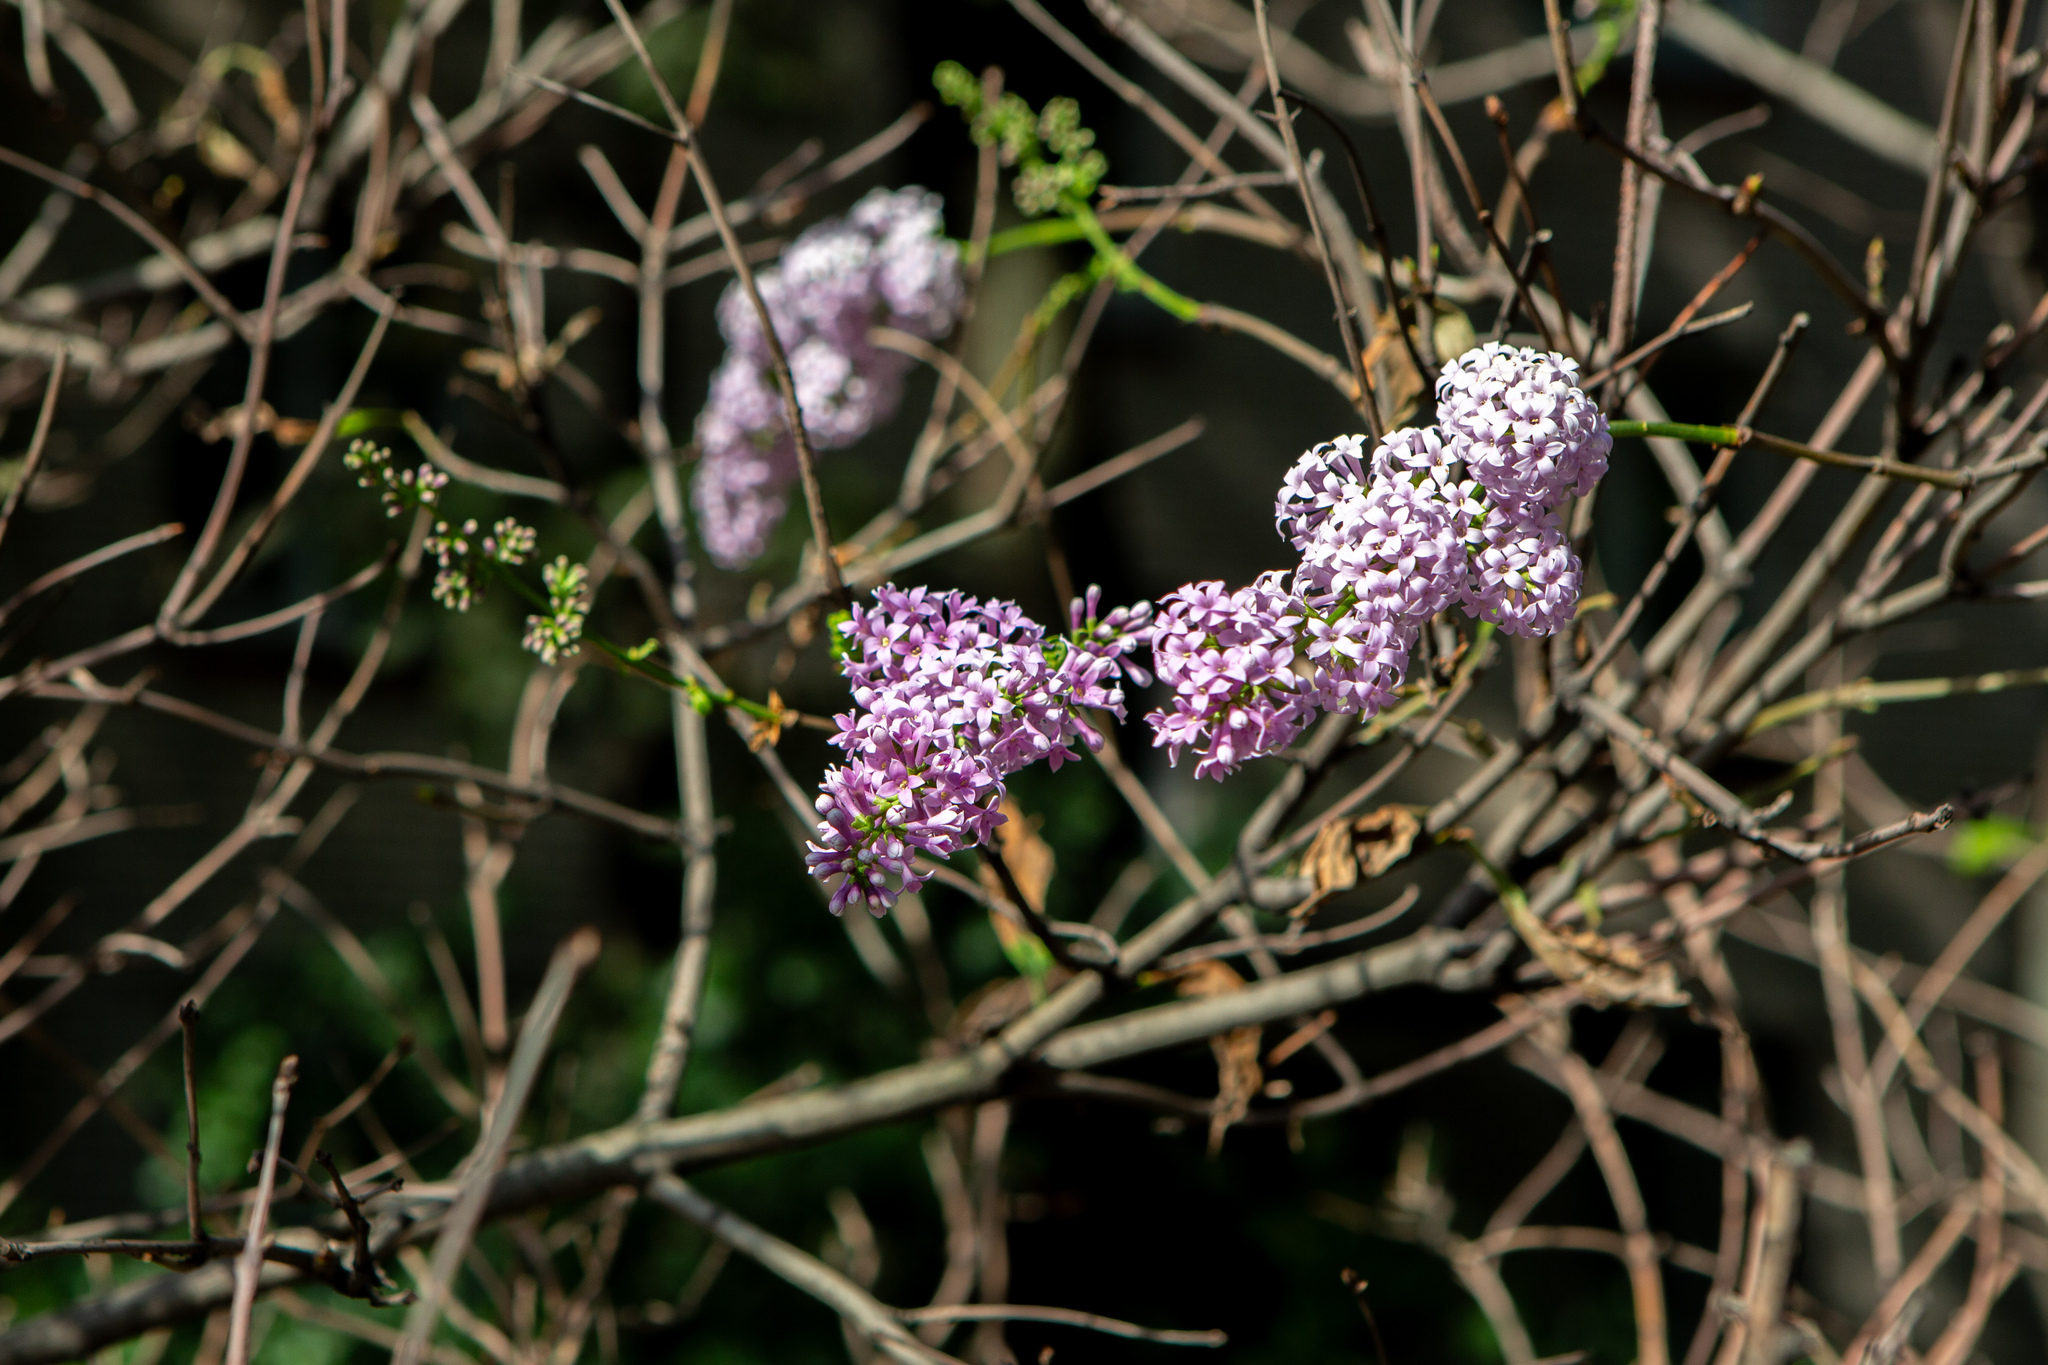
top-left (1946, 814), bottom-right (2035, 877)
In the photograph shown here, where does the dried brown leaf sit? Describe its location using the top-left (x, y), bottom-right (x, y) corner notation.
top-left (744, 691), bottom-right (787, 753)
top-left (1295, 805), bottom-right (1421, 919)
top-left (1208, 1025), bottom-right (1262, 1155)
top-left (975, 797), bottom-right (1054, 914)
top-left (1353, 806), bottom-right (1421, 877)
top-left (1157, 960), bottom-right (1265, 1152)
top-left (1363, 311), bottom-right (1423, 425)
top-left (1511, 907), bottom-right (1690, 1009)
top-left (1167, 958), bottom-right (1244, 999)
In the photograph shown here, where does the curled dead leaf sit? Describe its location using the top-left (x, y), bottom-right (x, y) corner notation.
top-left (989, 798), bottom-right (1054, 913)
top-left (1353, 806), bottom-right (1421, 877)
top-left (1464, 839), bottom-right (1689, 1009)
top-left (976, 796), bottom-right (1054, 920)
top-left (1296, 805), bottom-right (1421, 919)
top-left (744, 690), bottom-right (787, 753)
top-left (975, 798), bottom-right (1060, 988)
top-left (1208, 1025), bottom-right (1262, 1155)
top-left (1511, 905), bottom-right (1689, 1008)
top-left (1161, 961), bottom-right (1265, 1153)
top-left (1362, 310), bottom-right (1424, 425)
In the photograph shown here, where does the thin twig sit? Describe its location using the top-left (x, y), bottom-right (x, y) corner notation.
top-left (223, 1055), bottom-right (297, 1365)
top-left (178, 1003), bottom-right (206, 1259)
top-left (393, 928), bottom-right (600, 1365)
top-left (0, 354), bottom-right (65, 555)
top-left (597, 0), bottom-right (847, 606)
top-left (896, 1305), bottom-right (1224, 1347)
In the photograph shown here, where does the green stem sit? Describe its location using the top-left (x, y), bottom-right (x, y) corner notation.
top-left (1608, 420), bottom-right (1973, 490)
top-left (336, 408), bottom-right (410, 439)
top-left (483, 562), bottom-right (783, 723)
top-left (1066, 200), bottom-right (1202, 322)
top-left (1607, 419), bottom-right (1744, 446)
top-left (981, 219), bottom-right (1092, 258)
top-left (975, 207), bottom-right (1203, 324)
top-left (1745, 665), bottom-right (2048, 736)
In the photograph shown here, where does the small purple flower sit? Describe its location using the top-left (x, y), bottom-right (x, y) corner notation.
top-left (1369, 424), bottom-right (1450, 480)
top-left (1276, 434), bottom-right (1370, 550)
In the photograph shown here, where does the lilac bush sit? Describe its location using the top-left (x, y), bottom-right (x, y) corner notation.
top-left (803, 344), bottom-right (1609, 910)
top-left (9, 7), bottom-right (2034, 1362)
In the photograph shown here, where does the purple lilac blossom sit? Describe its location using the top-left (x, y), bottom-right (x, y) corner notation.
top-left (1435, 341), bottom-right (1610, 512)
top-left (1146, 575), bottom-right (1318, 781)
top-left (691, 188), bottom-right (965, 568)
top-left (1462, 506), bottom-right (1583, 636)
top-left (806, 584), bottom-right (1150, 915)
top-left (1148, 345), bottom-right (1609, 776)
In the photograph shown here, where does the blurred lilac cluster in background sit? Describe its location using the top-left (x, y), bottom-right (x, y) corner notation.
top-left (691, 187), bottom-right (966, 568)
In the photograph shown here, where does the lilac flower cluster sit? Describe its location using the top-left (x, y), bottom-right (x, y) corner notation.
top-left (806, 585), bottom-right (1151, 915)
top-left (1147, 575), bottom-right (1314, 782)
top-left (1439, 342), bottom-right (1607, 636)
top-left (521, 556), bottom-right (590, 666)
top-left (1147, 344), bottom-right (1609, 778)
top-left (691, 188), bottom-right (966, 569)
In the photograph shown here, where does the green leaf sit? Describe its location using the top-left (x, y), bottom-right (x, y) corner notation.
top-left (998, 925), bottom-right (1055, 984)
top-left (1947, 815), bottom-right (2036, 877)
top-left (1574, 880), bottom-right (1604, 929)
top-left (825, 608), bottom-right (855, 662)
top-left (336, 407), bottom-right (405, 438)
top-left (1575, 2), bottom-right (1635, 92)
top-left (1432, 304), bottom-right (1477, 364)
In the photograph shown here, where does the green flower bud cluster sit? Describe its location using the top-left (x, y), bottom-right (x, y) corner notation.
top-left (934, 62), bottom-right (1106, 217)
top-left (521, 555), bottom-right (589, 666)
top-left (424, 516), bottom-right (536, 614)
top-left (343, 438), bottom-right (447, 518)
